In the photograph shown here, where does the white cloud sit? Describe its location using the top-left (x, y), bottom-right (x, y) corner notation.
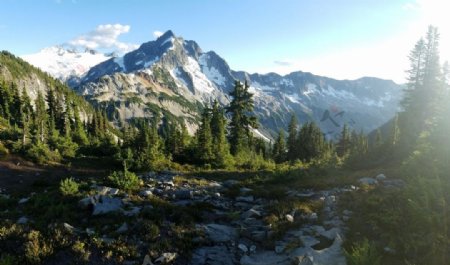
top-left (273, 60), bottom-right (293, 66)
top-left (68, 24), bottom-right (138, 54)
top-left (153, 30), bottom-right (163, 39)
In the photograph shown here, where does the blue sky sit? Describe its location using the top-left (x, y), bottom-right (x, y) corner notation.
top-left (0, 0), bottom-right (448, 83)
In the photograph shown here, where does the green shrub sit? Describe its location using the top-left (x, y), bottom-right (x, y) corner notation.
top-left (0, 254), bottom-right (17, 265)
top-left (26, 142), bottom-right (61, 164)
top-left (345, 238), bottom-right (382, 265)
top-left (25, 230), bottom-right (53, 264)
top-left (0, 142), bottom-right (8, 156)
top-left (108, 170), bottom-right (140, 191)
top-left (59, 178), bottom-right (79, 196)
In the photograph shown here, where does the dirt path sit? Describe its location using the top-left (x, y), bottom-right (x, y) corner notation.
top-left (0, 156), bottom-right (108, 194)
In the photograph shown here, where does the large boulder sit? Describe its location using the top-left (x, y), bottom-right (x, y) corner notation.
top-left (79, 195), bottom-right (123, 215)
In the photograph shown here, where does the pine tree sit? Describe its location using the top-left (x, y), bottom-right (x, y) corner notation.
top-left (227, 80), bottom-right (258, 155)
top-left (287, 114), bottom-right (299, 161)
top-left (401, 25), bottom-right (443, 144)
top-left (20, 89), bottom-right (33, 147)
top-left (195, 107), bottom-right (213, 164)
top-left (210, 101), bottom-right (232, 167)
top-left (374, 128), bottom-right (383, 149)
top-left (272, 130), bottom-right (286, 163)
top-left (34, 91), bottom-right (48, 143)
top-left (390, 114), bottom-right (400, 146)
top-left (337, 124), bottom-right (351, 157)
top-left (0, 80), bottom-right (12, 122)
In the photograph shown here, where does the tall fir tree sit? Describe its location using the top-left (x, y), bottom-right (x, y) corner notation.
top-left (227, 80), bottom-right (258, 155)
top-left (272, 130), bottom-right (286, 163)
top-left (210, 101), bottom-right (232, 168)
top-left (287, 114), bottom-right (299, 161)
top-left (195, 107), bottom-right (213, 164)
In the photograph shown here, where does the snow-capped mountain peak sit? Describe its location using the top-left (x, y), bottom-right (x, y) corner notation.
top-left (21, 45), bottom-right (112, 81)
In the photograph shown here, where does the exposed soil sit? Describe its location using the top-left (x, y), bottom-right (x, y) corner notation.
top-left (0, 155), bottom-right (110, 194)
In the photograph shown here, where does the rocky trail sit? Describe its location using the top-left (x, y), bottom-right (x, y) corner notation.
top-left (1, 170), bottom-right (402, 265)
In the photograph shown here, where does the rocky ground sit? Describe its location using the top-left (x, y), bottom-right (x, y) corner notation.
top-left (0, 169), bottom-right (403, 265)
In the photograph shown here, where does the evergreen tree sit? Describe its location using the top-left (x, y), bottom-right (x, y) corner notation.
top-left (20, 89), bottom-right (33, 147)
top-left (374, 128), bottom-right (383, 149)
top-left (272, 130), bottom-right (286, 163)
top-left (71, 103), bottom-right (88, 145)
top-left (227, 80), bottom-right (258, 155)
top-left (390, 114), bottom-right (400, 146)
top-left (287, 114), bottom-right (299, 161)
top-left (401, 26), bottom-right (443, 145)
top-left (210, 101), bottom-right (232, 167)
top-left (34, 91), bottom-right (48, 143)
top-left (337, 124), bottom-right (351, 157)
top-left (195, 107), bottom-right (213, 164)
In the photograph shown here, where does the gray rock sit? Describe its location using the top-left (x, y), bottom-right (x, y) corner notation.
top-left (240, 251), bottom-right (291, 265)
top-left (17, 216), bottom-right (28, 224)
top-left (18, 197), bottom-right (29, 204)
top-left (97, 186), bottom-right (119, 196)
top-left (116, 222), bottom-right (128, 234)
top-left (275, 244), bottom-right (285, 254)
top-left (63, 223), bottom-right (79, 233)
top-left (242, 209), bottom-right (262, 219)
top-left (155, 252), bottom-right (177, 264)
top-left (190, 246), bottom-right (235, 265)
top-left (250, 230), bottom-right (266, 242)
top-left (375, 174), bottom-right (387, 181)
top-left (240, 187), bottom-right (253, 194)
top-left (175, 189), bottom-right (194, 200)
top-left (383, 179), bottom-right (406, 188)
top-left (82, 195), bottom-right (123, 215)
top-left (223, 179), bottom-right (239, 188)
top-left (286, 214), bottom-right (294, 222)
top-left (238, 243), bottom-right (248, 253)
top-left (249, 245), bottom-right (257, 253)
top-left (236, 196), bottom-right (254, 203)
top-left (358, 177), bottom-right (378, 186)
top-left (140, 189), bottom-right (153, 197)
top-left (293, 255), bottom-right (314, 265)
top-left (123, 206), bottom-right (141, 216)
top-left (202, 224), bottom-right (238, 243)
top-left (296, 191), bottom-right (315, 198)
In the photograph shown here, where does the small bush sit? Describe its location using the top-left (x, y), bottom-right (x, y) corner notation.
top-left (108, 170), bottom-right (140, 191)
top-left (59, 178), bottom-right (79, 196)
top-left (345, 238), bottom-right (381, 265)
top-left (25, 230), bottom-right (53, 264)
top-left (26, 142), bottom-right (61, 164)
top-left (0, 142), bottom-right (8, 156)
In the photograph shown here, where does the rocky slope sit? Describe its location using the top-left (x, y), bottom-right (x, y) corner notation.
top-left (0, 51), bottom-right (93, 121)
top-left (25, 31), bottom-right (404, 138)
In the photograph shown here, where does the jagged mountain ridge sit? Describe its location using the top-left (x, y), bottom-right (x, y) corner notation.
top-left (28, 30), bottom-right (403, 138)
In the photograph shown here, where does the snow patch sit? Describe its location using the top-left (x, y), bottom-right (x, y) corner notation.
top-left (160, 37), bottom-right (174, 47)
top-left (253, 81), bottom-right (277, 91)
top-left (114, 56), bottom-right (126, 71)
top-left (183, 57), bottom-right (215, 93)
top-left (286, 93), bottom-right (301, 104)
top-left (21, 46), bottom-right (111, 80)
top-left (198, 54), bottom-right (226, 86)
top-left (144, 57), bottom-right (159, 68)
top-left (322, 85), bottom-right (356, 100)
top-left (253, 128), bottom-right (270, 142)
top-left (303, 83), bottom-right (318, 97)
